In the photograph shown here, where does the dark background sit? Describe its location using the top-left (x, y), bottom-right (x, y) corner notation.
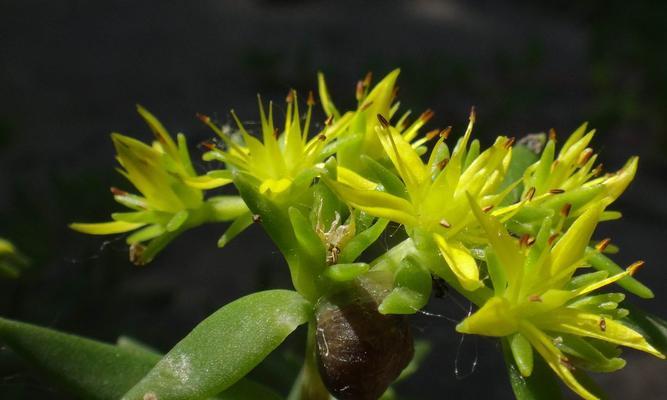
top-left (1, 0), bottom-right (666, 398)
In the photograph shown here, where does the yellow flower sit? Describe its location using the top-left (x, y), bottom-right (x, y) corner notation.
top-left (520, 123), bottom-right (638, 220)
top-left (457, 195), bottom-right (664, 400)
top-left (327, 110), bottom-right (515, 290)
top-left (198, 90), bottom-right (354, 200)
top-left (70, 106), bottom-right (247, 264)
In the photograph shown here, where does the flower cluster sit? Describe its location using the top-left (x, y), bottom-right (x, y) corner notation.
top-left (71, 70), bottom-right (664, 399)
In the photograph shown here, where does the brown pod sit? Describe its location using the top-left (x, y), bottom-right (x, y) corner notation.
top-left (315, 288), bottom-right (414, 400)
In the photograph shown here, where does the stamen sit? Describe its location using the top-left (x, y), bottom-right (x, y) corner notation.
top-left (419, 109), bottom-right (435, 123)
top-left (198, 140), bottom-right (216, 151)
top-left (252, 214), bottom-right (262, 224)
top-left (578, 148), bottom-right (594, 166)
top-left (273, 128), bottom-right (280, 139)
top-left (318, 134), bottom-right (327, 141)
top-left (110, 187), bottom-right (128, 196)
top-left (391, 87), bottom-right (399, 101)
top-left (596, 238), bottom-right (611, 252)
top-left (525, 187), bottom-right (536, 201)
top-left (548, 128), bottom-right (557, 142)
top-left (551, 159), bottom-right (559, 172)
top-left (425, 129), bottom-right (440, 141)
top-left (559, 357), bottom-right (575, 371)
top-left (377, 114), bottom-right (390, 128)
top-left (439, 219), bottom-right (451, 228)
top-left (549, 188), bottom-right (565, 194)
top-left (307, 90), bottom-right (315, 106)
top-left (355, 80), bottom-right (364, 101)
top-left (360, 101), bottom-right (374, 111)
top-left (195, 112), bottom-right (211, 124)
top-left (528, 294), bottom-right (542, 302)
top-left (592, 163), bottom-right (604, 177)
top-left (599, 317), bottom-right (607, 332)
top-left (437, 158), bottom-right (450, 170)
top-left (482, 205), bottom-right (494, 213)
top-left (547, 233), bottom-right (560, 246)
top-left (560, 203), bottom-right (572, 217)
top-left (440, 126), bottom-right (452, 139)
top-left (325, 115), bottom-right (334, 126)
top-left (469, 106), bottom-right (476, 123)
top-left (363, 71), bottom-right (373, 87)
top-left (504, 137), bottom-right (516, 149)
top-left (627, 260), bottom-right (645, 276)
top-left (286, 89), bottom-right (294, 103)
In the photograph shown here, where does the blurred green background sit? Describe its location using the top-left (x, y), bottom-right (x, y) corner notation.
top-left (1, 1), bottom-right (666, 398)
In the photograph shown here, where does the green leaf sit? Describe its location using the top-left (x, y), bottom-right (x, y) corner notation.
top-left (0, 318), bottom-right (284, 400)
top-left (217, 211), bottom-right (254, 248)
top-left (501, 339), bottom-right (562, 400)
top-left (378, 256), bottom-right (432, 314)
top-left (338, 217), bottom-right (390, 264)
top-left (123, 290), bottom-right (312, 400)
top-left (324, 262), bottom-right (370, 281)
top-left (509, 333), bottom-right (534, 377)
top-left (621, 303), bottom-right (667, 355)
top-left (0, 317), bottom-right (158, 400)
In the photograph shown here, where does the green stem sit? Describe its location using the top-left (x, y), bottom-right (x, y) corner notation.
top-left (288, 322), bottom-right (331, 400)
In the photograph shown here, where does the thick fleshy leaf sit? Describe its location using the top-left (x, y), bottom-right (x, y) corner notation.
top-left (0, 318), bottom-right (280, 400)
top-left (338, 217), bottom-right (389, 264)
top-left (123, 290), bottom-right (311, 400)
top-left (501, 338), bottom-right (562, 400)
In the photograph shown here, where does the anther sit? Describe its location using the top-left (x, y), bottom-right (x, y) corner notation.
top-left (439, 126), bottom-right (452, 139)
top-left (307, 90), bottom-right (315, 106)
top-left (548, 128), bottom-right (557, 142)
top-left (355, 80), bottom-right (364, 101)
top-left (198, 140), bottom-right (216, 151)
top-left (377, 114), bottom-right (390, 128)
top-left (363, 71), bottom-right (373, 87)
top-left (560, 203), bottom-right (572, 217)
top-left (482, 205), bottom-right (494, 213)
top-left (559, 357), bottom-right (575, 371)
top-left (528, 294), bottom-right (542, 302)
top-left (286, 89), bottom-right (294, 103)
top-left (547, 233), bottom-right (560, 246)
top-left (437, 158), bottom-right (450, 170)
top-left (504, 137), bottom-right (516, 149)
top-left (419, 109), bottom-right (434, 123)
top-left (549, 188), bottom-right (565, 194)
top-left (592, 163), bottom-right (604, 177)
top-left (318, 134), bottom-right (327, 141)
top-left (425, 129), bottom-right (440, 140)
top-left (252, 214), bottom-right (262, 224)
top-left (439, 219), bottom-right (451, 228)
top-left (360, 101), bottom-right (373, 111)
top-left (578, 148), bottom-right (594, 166)
top-left (273, 128), bottom-right (280, 139)
top-left (195, 112), bottom-right (211, 124)
top-left (599, 317), bottom-right (607, 332)
top-left (596, 238), bottom-right (611, 252)
top-left (110, 187), bottom-right (128, 196)
top-left (469, 106), bottom-right (476, 123)
top-left (325, 115), bottom-right (334, 126)
top-left (525, 187), bottom-right (536, 201)
top-left (627, 260), bottom-right (645, 276)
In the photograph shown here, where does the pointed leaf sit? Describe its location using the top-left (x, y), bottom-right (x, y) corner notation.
top-left (123, 290), bottom-right (311, 400)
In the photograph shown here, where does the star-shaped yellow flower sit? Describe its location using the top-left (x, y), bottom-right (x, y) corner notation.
top-left (457, 195), bottom-right (664, 400)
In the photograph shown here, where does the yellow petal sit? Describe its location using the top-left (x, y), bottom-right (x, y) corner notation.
top-left (326, 179), bottom-right (417, 226)
top-left (259, 178), bottom-right (293, 195)
top-left (534, 309), bottom-right (664, 359)
top-left (70, 221), bottom-right (145, 235)
top-left (433, 233), bottom-right (483, 291)
top-left (184, 175), bottom-right (233, 189)
top-left (456, 296), bottom-right (518, 336)
top-left (520, 320), bottom-right (599, 400)
top-left (337, 166), bottom-right (378, 190)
